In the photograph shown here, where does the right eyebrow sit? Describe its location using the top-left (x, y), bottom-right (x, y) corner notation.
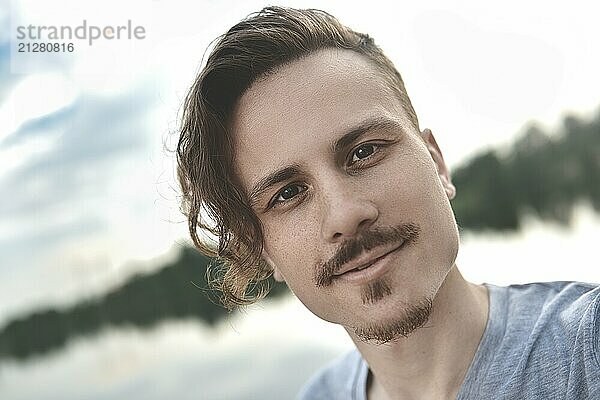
top-left (248, 164), bottom-right (304, 207)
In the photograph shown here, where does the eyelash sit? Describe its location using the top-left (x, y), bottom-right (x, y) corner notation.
top-left (348, 143), bottom-right (381, 167)
top-left (268, 141), bottom-right (386, 209)
top-left (269, 183), bottom-right (308, 209)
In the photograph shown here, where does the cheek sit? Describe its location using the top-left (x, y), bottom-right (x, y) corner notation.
top-left (378, 153), bottom-right (458, 257)
top-left (261, 213), bottom-right (321, 280)
top-left (262, 218), bottom-right (336, 318)
top-left (374, 154), bottom-right (434, 210)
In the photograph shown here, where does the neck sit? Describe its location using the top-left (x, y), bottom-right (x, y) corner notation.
top-left (345, 265), bottom-right (489, 400)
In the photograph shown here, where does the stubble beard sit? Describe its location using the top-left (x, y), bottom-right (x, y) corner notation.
top-left (353, 288), bottom-right (433, 344)
top-left (314, 222), bottom-right (432, 343)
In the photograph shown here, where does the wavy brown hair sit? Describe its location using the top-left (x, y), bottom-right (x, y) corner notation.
top-left (177, 6), bottom-right (419, 309)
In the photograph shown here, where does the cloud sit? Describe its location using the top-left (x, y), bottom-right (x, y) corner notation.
top-left (0, 78), bottom-right (165, 323)
top-left (0, 216), bottom-right (105, 266)
top-left (0, 38), bottom-right (16, 105)
top-left (0, 82), bottom-right (158, 222)
top-left (0, 78), bottom-right (160, 278)
top-left (0, 1), bottom-right (29, 105)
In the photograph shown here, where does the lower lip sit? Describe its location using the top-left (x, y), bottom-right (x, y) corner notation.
top-left (335, 242), bottom-right (405, 285)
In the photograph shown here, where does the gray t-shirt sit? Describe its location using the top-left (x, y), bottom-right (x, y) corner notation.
top-left (298, 281), bottom-right (600, 399)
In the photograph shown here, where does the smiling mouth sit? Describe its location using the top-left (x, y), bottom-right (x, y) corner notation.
top-left (345, 245), bottom-right (400, 272)
top-left (334, 241), bottom-right (406, 283)
top-left (315, 224), bottom-right (421, 287)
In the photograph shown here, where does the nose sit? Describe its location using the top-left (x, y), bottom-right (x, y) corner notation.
top-left (320, 179), bottom-right (379, 243)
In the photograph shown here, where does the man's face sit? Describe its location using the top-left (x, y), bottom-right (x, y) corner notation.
top-left (231, 49), bottom-right (459, 340)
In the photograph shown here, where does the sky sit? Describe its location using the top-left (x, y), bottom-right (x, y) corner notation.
top-left (0, 0), bottom-right (599, 326)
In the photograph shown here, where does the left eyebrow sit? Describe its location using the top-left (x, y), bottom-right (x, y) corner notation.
top-left (248, 164), bottom-right (303, 207)
top-left (331, 116), bottom-right (405, 154)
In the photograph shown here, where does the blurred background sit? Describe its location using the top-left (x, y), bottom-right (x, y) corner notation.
top-left (1, 0), bottom-right (599, 399)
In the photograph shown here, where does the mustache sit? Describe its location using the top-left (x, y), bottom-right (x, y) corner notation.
top-left (315, 223), bottom-right (420, 287)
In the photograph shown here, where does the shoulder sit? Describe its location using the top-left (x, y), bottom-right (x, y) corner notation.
top-left (497, 281), bottom-right (599, 317)
top-left (460, 282), bottom-right (600, 398)
top-left (501, 280), bottom-right (597, 299)
top-left (494, 281), bottom-right (600, 363)
top-left (297, 349), bottom-right (366, 400)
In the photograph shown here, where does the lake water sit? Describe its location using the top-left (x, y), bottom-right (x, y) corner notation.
top-left (1, 205), bottom-right (599, 399)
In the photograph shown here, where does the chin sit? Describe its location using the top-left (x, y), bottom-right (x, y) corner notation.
top-left (351, 294), bottom-right (434, 344)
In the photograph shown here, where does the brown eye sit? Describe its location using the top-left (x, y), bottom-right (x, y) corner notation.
top-left (351, 143), bottom-right (378, 163)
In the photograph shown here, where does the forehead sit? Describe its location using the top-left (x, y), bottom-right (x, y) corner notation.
top-left (230, 48), bottom-right (410, 188)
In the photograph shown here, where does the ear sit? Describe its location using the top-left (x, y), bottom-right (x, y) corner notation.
top-left (262, 251), bottom-right (285, 283)
top-left (420, 128), bottom-right (456, 200)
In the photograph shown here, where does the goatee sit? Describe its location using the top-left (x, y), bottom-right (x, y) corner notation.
top-left (361, 278), bottom-right (392, 305)
top-left (353, 296), bottom-right (433, 344)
